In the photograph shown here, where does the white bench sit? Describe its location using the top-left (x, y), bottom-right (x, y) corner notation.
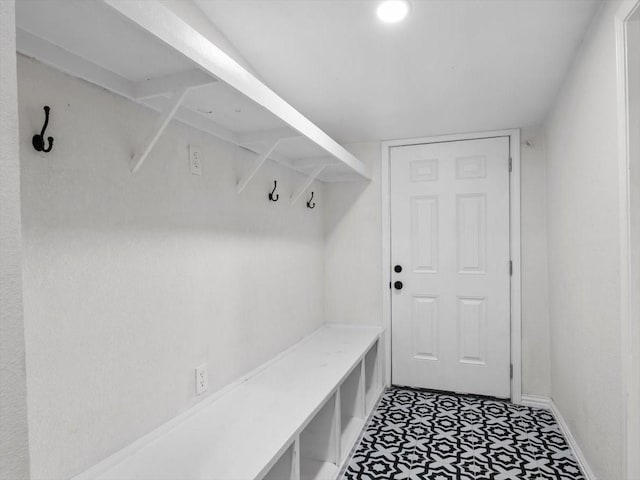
top-left (74, 325), bottom-right (384, 480)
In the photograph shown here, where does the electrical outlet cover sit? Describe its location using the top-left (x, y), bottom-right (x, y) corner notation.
top-left (189, 145), bottom-right (202, 175)
top-left (195, 363), bottom-right (208, 395)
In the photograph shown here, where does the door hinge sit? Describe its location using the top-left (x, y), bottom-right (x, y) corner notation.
top-left (510, 364), bottom-right (513, 379)
top-left (509, 260), bottom-right (513, 276)
top-left (389, 282), bottom-right (392, 289)
top-left (509, 157), bottom-right (513, 172)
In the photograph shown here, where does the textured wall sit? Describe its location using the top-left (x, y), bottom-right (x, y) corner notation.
top-left (0, 1), bottom-right (31, 479)
top-left (324, 142), bottom-right (382, 327)
top-left (18, 56), bottom-right (325, 479)
top-left (544, 1), bottom-right (623, 478)
top-left (323, 133), bottom-right (551, 397)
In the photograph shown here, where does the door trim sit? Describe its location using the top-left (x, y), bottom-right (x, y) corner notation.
top-left (616, 1), bottom-right (640, 478)
top-left (381, 129), bottom-right (522, 403)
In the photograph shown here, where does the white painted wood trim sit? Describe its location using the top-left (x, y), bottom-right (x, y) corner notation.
top-left (616, 2), bottom-right (640, 479)
top-left (380, 129), bottom-right (522, 402)
top-left (549, 400), bottom-right (598, 480)
top-left (290, 166), bottom-right (325, 205)
top-left (237, 140), bottom-right (282, 194)
top-left (359, 360), bottom-right (367, 419)
top-left (130, 87), bottom-right (190, 173)
top-left (520, 394), bottom-right (551, 410)
top-left (101, 0), bottom-right (371, 181)
top-left (521, 395), bottom-right (597, 480)
top-left (380, 145), bottom-right (392, 388)
top-left (509, 129), bottom-right (522, 404)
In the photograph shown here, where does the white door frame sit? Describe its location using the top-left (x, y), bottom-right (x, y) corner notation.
top-left (616, 1), bottom-right (640, 478)
top-left (381, 129), bottom-right (522, 403)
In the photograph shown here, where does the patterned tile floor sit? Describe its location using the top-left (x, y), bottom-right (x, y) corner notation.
top-left (342, 387), bottom-right (585, 480)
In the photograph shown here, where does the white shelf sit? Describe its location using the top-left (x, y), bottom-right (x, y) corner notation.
top-left (15, 0), bottom-right (371, 184)
top-left (73, 325), bottom-right (382, 480)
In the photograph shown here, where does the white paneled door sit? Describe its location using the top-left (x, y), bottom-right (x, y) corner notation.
top-left (390, 137), bottom-right (511, 398)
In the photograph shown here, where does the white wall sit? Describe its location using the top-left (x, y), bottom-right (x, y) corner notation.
top-left (324, 142), bottom-right (382, 326)
top-left (323, 132), bottom-right (551, 397)
top-left (0, 1), bottom-right (31, 478)
top-left (18, 56), bottom-right (325, 480)
top-left (544, 1), bottom-right (624, 478)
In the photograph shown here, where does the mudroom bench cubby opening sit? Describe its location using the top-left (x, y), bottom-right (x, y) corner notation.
top-left (73, 325), bottom-right (384, 480)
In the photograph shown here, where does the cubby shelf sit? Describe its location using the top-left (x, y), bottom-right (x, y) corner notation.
top-left (73, 326), bottom-right (383, 480)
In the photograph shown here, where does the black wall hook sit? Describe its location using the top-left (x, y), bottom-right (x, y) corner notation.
top-left (307, 191), bottom-right (316, 209)
top-left (268, 180), bottom-right (279, 202)
top-left (32, 106), bottom-right (54, 153)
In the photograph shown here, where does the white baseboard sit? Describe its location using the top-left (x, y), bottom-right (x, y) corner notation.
top-left (548, 400), bottom-right (598, 480)
top-left (521, 395), bottom-right (597, 480)
top-left (520, 394), bottom-right (551, 410)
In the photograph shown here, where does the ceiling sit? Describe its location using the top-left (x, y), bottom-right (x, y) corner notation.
top-left (195, 0), bottom-right (602, 143)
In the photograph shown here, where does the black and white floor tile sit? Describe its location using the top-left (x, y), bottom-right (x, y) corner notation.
top-left (342, 387), bottom-right (585, 480)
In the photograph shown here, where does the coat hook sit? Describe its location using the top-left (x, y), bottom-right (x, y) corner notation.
top-left (307, 191), bottom-right (316, 209)
top-left (268, 180), bottom-right (279, 202)
top-left (32, 106), bottom-right (54, 153)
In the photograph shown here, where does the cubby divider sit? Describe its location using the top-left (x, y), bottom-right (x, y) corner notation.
top-left (300, 394), bottom-right (339, 480)
top-left (262, 441), bottom-right (298, 480)
top-left (339, 363), bottom-right (365, 460)
top-left (364, 340), bottom-right (380, 413)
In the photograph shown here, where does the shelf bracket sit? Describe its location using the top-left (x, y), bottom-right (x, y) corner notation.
top-left (237, 139), bottom-right (282, 194)
top-left (130, 86), bottom-right (190, 173)
top-left (290, 165), bottom-right (325, 206)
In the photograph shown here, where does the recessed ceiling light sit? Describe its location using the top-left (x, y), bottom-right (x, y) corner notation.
top-left (377, 0), bottom-right (410, 23)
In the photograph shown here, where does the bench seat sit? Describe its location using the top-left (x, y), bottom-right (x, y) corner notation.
top-left (75, 324), bottom-right (384, 480)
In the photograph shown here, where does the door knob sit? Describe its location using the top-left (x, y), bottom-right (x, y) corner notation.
top-left (394, 281), bottom-right (403, 290)
top-left (394, 265), bottom-right (403, 273)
